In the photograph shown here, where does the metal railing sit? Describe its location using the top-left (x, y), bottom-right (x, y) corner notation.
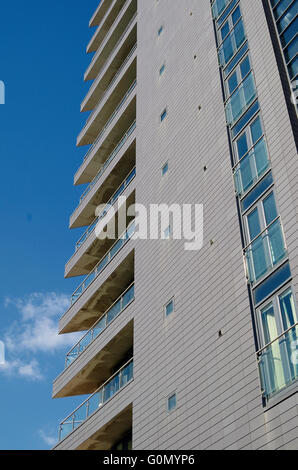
top-left (84, 43), bottom-right (137, 129)
top-left (65, 283), bottom-right (134, 368)
top-left (71, 220), bottom-right (135, 305)
top-left (257, 323), bottom-right (298, 400)
top-left (78, 120), bottom-right (136, 206)
top-left (58, 358), bottom-right (134, 442)
top-left (83, 80), bottom-right (137, 162)
top-left (244, 218), bottom-right (287, 284)
top-left (75, 166), bottom-right (136, 252)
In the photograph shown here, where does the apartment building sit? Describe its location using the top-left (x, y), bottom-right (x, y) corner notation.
top-left (53, 0), bottom-right (298, 450)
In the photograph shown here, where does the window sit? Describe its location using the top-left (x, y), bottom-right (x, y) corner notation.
top-left (163, 225), bottom-right (171, 239)
top-left (257, 286), bottom-right (298, 399)
top-left (225, 71), bottom-right (257, 125)
top-left (233, 114), bottom-right (270, 196)
top-left (162, 162), bottom-right (168, 176)
top-left (160, 108), bottom-right (167, 122)
top-left (218, 6), bottom-right (246, 67)
top-left (167, 393), bottom-right (177, 411)
top-left (165, 299), bottom-right (174, 317)
top-left (226, 54), bottom-right (251, 97)
top-left (159, 63), bottom-right (166, 76)
top-left (244, 191), bottom-right (287, 283)
top-left (158, 25), bottom-right (164, 36)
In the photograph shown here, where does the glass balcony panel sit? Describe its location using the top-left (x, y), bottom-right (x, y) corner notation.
top-left (93, 316), bottom-right (107, 339)
top-left (59, 421), bottom-right (73, 441)
top-left (234, 138), bottom-right (269, 196)
top-left (226, 72), bottom-right (256, 125)
top-left (73, 406), bottom-right (87, 429)
top-left (258, 324), bottom-right (298, 399)
top-left (120, 361), bottom-right (133, 387)
top-left (219, 20), bottom-right (246, 66)
top-left (246, 220), bottom-right (287, 283)
top-left (79, 330), bottom-right (93, 352)
top-left (122, 285), bottom-right (135, 308)
top-left (107, 299), bottom-right (122, 324)
top-left (110, 238), bottom-right (124, 259)
top-left (103, 374), bottom-right (120, 402)
top-left (88, 390), bottom-right (103, 416)
top-left (267, 220), bottom-right (287, 265)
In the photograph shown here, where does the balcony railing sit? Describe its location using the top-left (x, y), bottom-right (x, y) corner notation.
top-left (75, 166), bottom-right (136, 252)
top-left (245, 218), bottom-right (287, 284)
top-left (84, 43), bottom-right (137, 128)
top-left (234, 137), bottom-right (270, 196)
top-left (79, 120), bottom-right (136, 206)
top-left (257, 323), bottom-right (298, 400)
top-left (72, 221), bottom-right (135, 305)
top-left (225, 72), bottom-right (257, 126)
top-left (83, 80), bottom-right (137, 162)
top-left (65, 283), bottom-right (134, 368)
top-left (58, 359), bottom-right (134, 442)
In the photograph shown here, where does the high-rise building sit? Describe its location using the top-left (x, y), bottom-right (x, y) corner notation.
top-left (53, 0), bottom-right (298, 450)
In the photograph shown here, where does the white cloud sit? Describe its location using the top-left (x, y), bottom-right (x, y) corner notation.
top-left (39, 429), bottom-right (57, 447)
top-left (1, 292), bottom-right (81, 381)
top-left (0, 358), bottom-right (43, 381)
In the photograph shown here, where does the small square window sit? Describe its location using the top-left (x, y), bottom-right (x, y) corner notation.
top-left (159, 63), bottom-right (165, 76)
top-left (167, 393), bottom-right (177, 411)
top-left (162, 162), bottom-right (168, 176)
top-left (163, 225), bottom-right (171, 239)
top-left (165, 299), bottom-right (174, 317)
top-left (160, 108), bottom-right (167, 122)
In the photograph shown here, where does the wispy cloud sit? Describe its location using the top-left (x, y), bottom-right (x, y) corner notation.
top-left (38, 429), bottom-right (57, 448)
top-left (1, 292), bottom-right (80, 381)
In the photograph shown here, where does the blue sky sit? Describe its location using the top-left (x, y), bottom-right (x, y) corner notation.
top-left (0, 0), bottom-right (101, 449)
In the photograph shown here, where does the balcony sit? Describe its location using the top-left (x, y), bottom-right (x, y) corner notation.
top-left (58, 359), bottom-right (133, 442)
top-left (234, 137), bottom-right (270, 197)
top-left (65, 168), bottom-right (136, 278)
top-left (66, 284), bottom-right (134, 369)
top-left (245, 218), bottom-right (287, 284)
top-left (61, 247), bottom-right (134, 333)
top-left (82, 37), bottom-right (137, 113)
top-left (75, 167), bottom-right (135, 252)
top-left (225, 72), bottom-right (257, 126)
top-left (257, 323), bottom-right (298, 401)
top-left (71, 121), bottom-right (135, 229)
top-left (85, 0), bottom-right (137, 82)
top-left (53, 316), bottom-right (134, 397)
top-left (72, 222), bottom-right (135, 309)
top-left (78, 58), bottom-right (136, 146)
top-left (75, 85), bottom-right (136, 185)
top-left (89, 0), bottom-right (114, 28)
top-left (71, 127), bottom-right (135, 229)
top-left (87, 0), bottom-right (127, 54)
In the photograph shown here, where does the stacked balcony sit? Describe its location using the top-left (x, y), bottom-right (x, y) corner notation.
top-left (53, 0), bottom-right (137, 450)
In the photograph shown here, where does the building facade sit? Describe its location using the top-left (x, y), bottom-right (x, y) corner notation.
top-left (53, 0), bottom-right (298, 450)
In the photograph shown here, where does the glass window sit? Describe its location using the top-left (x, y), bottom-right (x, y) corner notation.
top-left (161, 108), bottom-right (167, 122)
top-left (168, 393), bottom-right (177, 411)
top-left (256, 285), bottom-right (298, 400)
top-left (165, 299), bottom-right (174, 317)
